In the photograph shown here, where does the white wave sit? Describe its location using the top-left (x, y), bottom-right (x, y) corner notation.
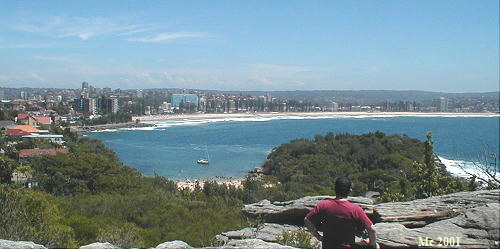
top-left (90, 129), bottom-right (119, 133)
top-left (438, 156), bottom-right (499, 181)
top-left (94, 113), bottom-right (497, 132)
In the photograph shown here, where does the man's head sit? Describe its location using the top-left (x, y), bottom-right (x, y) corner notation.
top-left (335, 177), bottom-right (352, 198)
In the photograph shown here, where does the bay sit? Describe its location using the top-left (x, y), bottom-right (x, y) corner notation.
top-left (86, 116), bottom-right (499, 180)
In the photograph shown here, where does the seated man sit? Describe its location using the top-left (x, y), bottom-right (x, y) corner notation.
top-left (304, 177), bottom-right (379, 249)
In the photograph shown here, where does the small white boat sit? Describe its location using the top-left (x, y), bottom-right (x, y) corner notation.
top-left (197, 144), bottom-right (210, 165)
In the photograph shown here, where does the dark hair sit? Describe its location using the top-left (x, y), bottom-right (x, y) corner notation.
top-left (335, 177), bottom-right (352, 197)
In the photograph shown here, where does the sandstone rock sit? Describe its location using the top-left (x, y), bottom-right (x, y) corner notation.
top-left (155, 240), bottom-right (192, 249)
top-left (79, 242), bottom-right (119, 249)
top-left (218, 223), bottom-right (302, 242)
top-left (242, 196), bottom-right (374, 224)
top-left (219, 239), bottom-right (299, 249)
top-left (374, 189), bottom-right (500, 227)
top-left (375, 203), bottom-right (499, 248)
top-left (216, 223), bottom-right (320, 246)
top-left (0, 240), bottom-right (47, 249)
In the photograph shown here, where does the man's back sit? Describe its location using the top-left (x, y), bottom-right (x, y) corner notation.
top-left (305, 199), bottom-right (372, 248)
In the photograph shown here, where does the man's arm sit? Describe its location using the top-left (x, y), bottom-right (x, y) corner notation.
top-left (304, 217), bottom-right (322, 241)
top-left (366, 225), bottom-right (379, 249)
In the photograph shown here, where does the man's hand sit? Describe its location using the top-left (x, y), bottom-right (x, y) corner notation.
top-left (313, 231), bottom-right (322, 241)
top-left (362, 238), bottom-right (380, 249)
top-left (304, 217), bottom-right (322, 242)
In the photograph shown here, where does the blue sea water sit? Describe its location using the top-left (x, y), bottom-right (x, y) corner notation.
top-left (86, 116), bottom-right (499, 180)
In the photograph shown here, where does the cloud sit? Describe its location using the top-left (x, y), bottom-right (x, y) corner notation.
top-left (12, 16), bottom-right (159, 41)
top-left (29, 72), bottom-right (47, 82)
top-left (0, 43), bottom-right (55, 49)
top-left (128, 32), bottom-right (207, 43)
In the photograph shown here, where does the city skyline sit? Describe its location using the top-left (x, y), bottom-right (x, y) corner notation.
top-left (0, 1), bottom-right (499, 92)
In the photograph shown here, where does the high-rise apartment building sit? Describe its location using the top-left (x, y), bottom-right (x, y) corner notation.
top-left (82, 81), bottom-right (89, 90)
top-left (73, 96), bottom-right (96, 114)
top-left (171, 94), bottom-right (199, 108)
top-left (439, 97), bottom-right (449, 112)
top-left (97, 97), bottom-right (119, 114)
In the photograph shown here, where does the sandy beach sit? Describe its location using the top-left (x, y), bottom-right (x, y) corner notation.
top-left (134, 111), bottom-right (499, 122)
top-left (175, 178), bottom-right (244, 191)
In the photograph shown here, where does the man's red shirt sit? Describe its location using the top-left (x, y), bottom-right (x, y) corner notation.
top-left (305, 199), bottom-right (373, 249)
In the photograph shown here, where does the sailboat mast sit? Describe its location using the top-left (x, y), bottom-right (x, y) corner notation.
top-left (206, 144), bottom-right (210, 161)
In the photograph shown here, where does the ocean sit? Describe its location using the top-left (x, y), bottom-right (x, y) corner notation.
top-left (86, 115), bottom-right (499, 180)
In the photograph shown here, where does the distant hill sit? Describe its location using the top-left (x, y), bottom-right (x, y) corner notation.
top-left (219, 90), bottom-right (499, 105)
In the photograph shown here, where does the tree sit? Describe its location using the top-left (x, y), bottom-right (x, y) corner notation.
top-left (456, 147), bottom-right (499, 189)
top-left (0, 185), bottom-right (76, 248)
top-left (0, 155), bottom-right (18, 184)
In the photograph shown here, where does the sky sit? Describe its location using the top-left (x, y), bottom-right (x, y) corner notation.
top-left (0, 1), bottom-right (498, 92)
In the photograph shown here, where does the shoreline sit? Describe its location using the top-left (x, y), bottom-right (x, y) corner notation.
top-left (73, 112), bottom-right (498, 132)
top-left (134, 111), bottom-right (499, 122)
top-left (174, 177), bottom-right (245, 190)
top-left (71, 122), bottom-right (155, 132)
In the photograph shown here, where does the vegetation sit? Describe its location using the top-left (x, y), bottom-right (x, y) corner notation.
top-left (276, 229), bottom-right (321, 249)
top-left (0, 137), bottom-right (248, 248)
top-left (259, 131), bottom-right (467, 201)
top-left (0, 130), bottom-right (474, 247)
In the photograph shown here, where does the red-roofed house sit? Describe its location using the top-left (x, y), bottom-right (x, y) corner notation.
top-left (6, 129), bottom-right (32, 136)
top-left (6, 125), bottom-right (41, 136)
top-left (9, 125), bottom-right (40, 133)
top-left (17, 113), bottom-right (30, 120)
top-left (34, 116), bottom-right (52, 127)
top-left (19, 148), bottom-right (69, 158)
top-left (17, 113), bottom-right (37, 126)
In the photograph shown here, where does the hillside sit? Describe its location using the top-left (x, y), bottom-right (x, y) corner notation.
top-left (258, 131), bottom-right (467, 201)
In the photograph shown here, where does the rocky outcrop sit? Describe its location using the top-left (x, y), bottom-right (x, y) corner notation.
top-left (0, 240), bottom-right (47, 249)
top-left (216, 223), bottom-right (321, 246)
top-left (376, 203), bottom-right (499, 248)
top-left (155, 240), bottom-right (192, 249)
top-left (216, 239), bottom-right (299, 249)
top-left (242, 190), bottom-right (499, 228)
top-left (230, 189), bottom-right (500, 248)
top-left (242, 195), bottom-right (374, 224)
top-left (78, 239), bottom-right (298, 249)
top-left (80, 242), bottom-right (119, 249)
top-left (374, 189), bottom-right (500, 227)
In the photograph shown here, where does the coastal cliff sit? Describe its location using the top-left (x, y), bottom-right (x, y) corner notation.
top-left (2, 189), bottom-right (498, 249)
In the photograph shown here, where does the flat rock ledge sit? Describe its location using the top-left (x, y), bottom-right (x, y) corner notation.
top-left (375, 203), bottom-right (500, 248)
top-left (374, 189), bottom-right (500, 227)
top-left (230, 189), bottom-right (500, 248)
top-left (0, 240), bottom-right (47, 249)
top-left (216, 223), bottom-right (320, 246)
top-left (242, 195), bottom-right (374, 224)
top-left (80, 242), bottom-right (120, 249)
top-left (242, 189), bottom-right (499, 228)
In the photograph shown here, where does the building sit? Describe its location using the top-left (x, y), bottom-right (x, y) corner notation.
top-left (22, 134), bottom-right (64, 144)
top-left (6, 125), bottom-right (41, 136)
top-left (82, 81), bottom-right (90, 90)
top-left (439, 97), bottom-right (449, 112)
top-left (331, 102), bottom-right (339, 112)
top-left (17, 113), bottom-right (37, 126)
top-left (171, 94), bottom-right (199, 108)
top-left (20, 91), bottom-right (28, 100)
top-left (73, 96), bottom-right (96, 114)
top-left (96, 97), bottom-right (119, 114)
top-left (33, 116), bottom-right (53, 128)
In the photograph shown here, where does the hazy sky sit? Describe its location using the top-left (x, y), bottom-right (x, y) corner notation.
top-left (0, 1), bottom-right (498, 92)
